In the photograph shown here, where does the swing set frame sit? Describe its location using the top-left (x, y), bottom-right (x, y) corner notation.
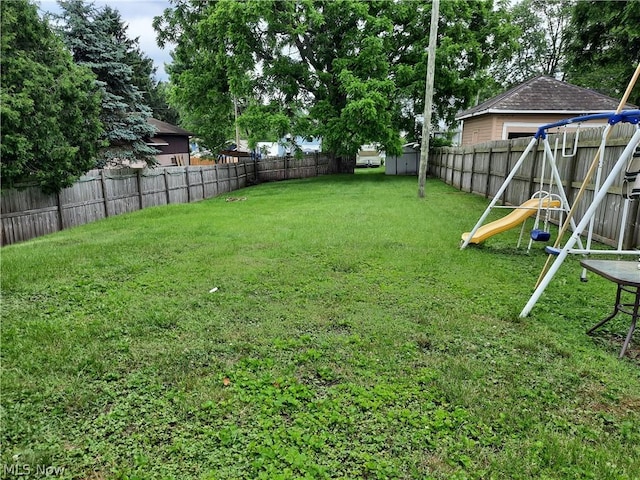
top-left (461, 63), bottom-right (640, 322)
top-left (520, 110), bottom-right (640, 317)
top-left (460, 110), bottom-right (640, 315)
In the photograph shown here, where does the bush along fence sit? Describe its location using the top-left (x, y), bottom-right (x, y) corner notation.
top-left (1, 153), bottom-right (353, 246)
top-left (431, 123), bottom-right (639, 249)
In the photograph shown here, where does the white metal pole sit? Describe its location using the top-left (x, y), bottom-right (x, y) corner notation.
top-left (618, 198), bottom-right (631, 251)
top-left (584, 128), bottom-right (609, 252)
top-left (520, 128), bottom-right (640, 317)
top-left (580, 129), bottom-right (610, 280)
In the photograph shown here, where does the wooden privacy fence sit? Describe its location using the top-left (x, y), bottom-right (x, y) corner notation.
top-left (431, 123), bottom-right (640, 249)
top-left (1, 153), bottom-right (343, 246)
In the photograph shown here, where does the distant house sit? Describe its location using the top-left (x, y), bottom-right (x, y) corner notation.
top-left (146, 118), bottom-right (194, 166)
top-left (292, 136), bottom-right (322, 155)
top-left (456, 76), bottom-right (636, 146)
top-left (255, 136), bottom-right (322, 159)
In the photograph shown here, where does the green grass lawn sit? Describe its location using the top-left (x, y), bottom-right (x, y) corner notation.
top-left (2, 169), bottom-right (639, 479)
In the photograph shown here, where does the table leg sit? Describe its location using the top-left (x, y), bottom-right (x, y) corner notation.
top-left (587, 284), bottom-right (623, 334)
top-left (619, 289), bottom-right (639, 358)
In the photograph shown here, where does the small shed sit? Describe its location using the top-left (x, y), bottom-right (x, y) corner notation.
top-left (146, 118), bottom-right (194, 166)
top-left (385, 143), bottom-right (419, 175)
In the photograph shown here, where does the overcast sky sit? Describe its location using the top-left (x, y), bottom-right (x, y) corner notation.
top-left (39, 0), bottom-right (173, 81)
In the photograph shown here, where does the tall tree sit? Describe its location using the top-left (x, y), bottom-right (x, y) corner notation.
top-left (154, 0), bottom-right (513, 155)
top-left (113, 20), bottom-right (181, 125)
top-left (564, 0), bottom-right (640, 106)
top-left (1, 0), bottom-right (102, 193)
top-left (56, 0), bottom-right (157, 167)
top-left (386, 0), bottom-right (515, 141)
top-left (489, 0), bottom-right (573, 91)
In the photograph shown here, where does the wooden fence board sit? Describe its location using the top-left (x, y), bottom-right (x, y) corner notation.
top-left (217, 165), bottom-right (231, 194)
top-left (141, 171), bottom-right (169, 208)
top-left (202, 166), bottom-right (218, 198)
top-left (164, 167), bottom-right (188, 204)
top-left (59, 174), bottom-right (106, 228)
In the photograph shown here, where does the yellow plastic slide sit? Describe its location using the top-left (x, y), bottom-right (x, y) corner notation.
top-left (462, 198), bottom-right (561, 244)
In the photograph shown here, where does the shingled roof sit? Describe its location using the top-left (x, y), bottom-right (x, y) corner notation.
top-left (456, 76), bottom-right (636, 120)
top-left (147, 117), bottom-right (194, 136)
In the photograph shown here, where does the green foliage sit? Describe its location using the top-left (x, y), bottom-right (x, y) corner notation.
top-left (118, 26), bottom-right (180, 126)
top-left (154, 0), bottom-right (513, 155)
top-left (564, 0), bottom-right (640, 106)
top-left (147, 81), bottom-right (181, 125)
top-left (236, 102), bottom-right (291, 149)
top-left (0, 0), bottom-right (102, 193)
top-left (482, 0), bottom-right (639, 109)
top-left (430, 135), bottom-right (453, 149)
top-left (389, 0), bottom-right (514, 141)
top-left (2, 172), bottom-right (639, 477)
top-left (488, 0), bottom-right (573, 92)
top-left (56, 0), bottom-right (158, 167)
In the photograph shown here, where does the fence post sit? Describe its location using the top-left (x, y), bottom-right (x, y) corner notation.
top-left (100, 169), bottom-right (110, 217)
top-left (137, 170), bottom-right (144, 210)
top-left (503, 143), bottom-right (512, 205)
top-left (449, 151), bottom-right (455, 185)
top-left (214, 164), bottom-right (220, 196)
top-left (56, 192), bottom-right (65, 231)
top-left (622, 201), bottom-right (639, 250)
top-left (200, 167), bottom-right (205, 199)
top-left (185, 166), bottom-right (191, 203)
top-left (527, 141), bottom-right (540, 199)
top-left (164, 168), bottom-right (171, 204)
top-left (484, 147), bottom-right (492, 199)
top-left (468, 149), bottom-right (476, 194)
top-left (253, 159), bottom-right (259, 184)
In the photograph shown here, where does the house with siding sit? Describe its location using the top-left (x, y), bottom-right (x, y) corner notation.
top-left (456, 76), bottom-right (636, 146)
top-left (146, 118), bottom-right (194, 166)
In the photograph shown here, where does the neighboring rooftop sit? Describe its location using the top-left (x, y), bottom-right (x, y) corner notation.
top-left (148, 117), bottom-right (194, 136)
top-left (457, 76), bottom-right (637, 120)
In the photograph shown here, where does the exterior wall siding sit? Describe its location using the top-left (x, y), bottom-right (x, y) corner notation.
top-left (460, 113), bottom-right (610, 146)
top-left (461, 116), bottom-right (495, 145)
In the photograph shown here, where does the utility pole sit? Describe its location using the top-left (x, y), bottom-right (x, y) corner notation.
top-left (234, 96), bottom-right (241, 148)
top-left (418, 0), bottom-right (439, 198)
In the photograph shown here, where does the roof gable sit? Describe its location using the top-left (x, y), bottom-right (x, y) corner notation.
top-left (457, 76), bottom-right (636, 120)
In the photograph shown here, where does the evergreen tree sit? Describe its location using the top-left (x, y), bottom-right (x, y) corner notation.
top-left (1, 0), bottom-right (102, 193)
top-left (112, 15), bottom-right (179, 124)
top-left (56, 0), bottom-right (157, 167)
